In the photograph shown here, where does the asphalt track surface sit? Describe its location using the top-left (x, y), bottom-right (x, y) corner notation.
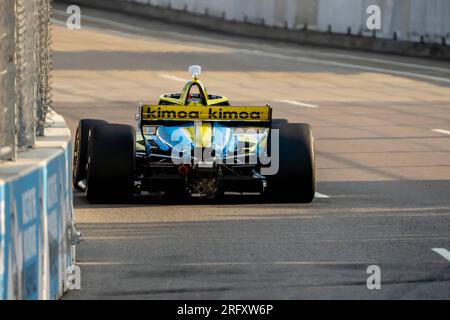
top-left (53, 4), bottom-right (450, 299)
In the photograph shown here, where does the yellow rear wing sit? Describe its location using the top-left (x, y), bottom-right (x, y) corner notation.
top-left (141, 105), bottom-right (272, 123)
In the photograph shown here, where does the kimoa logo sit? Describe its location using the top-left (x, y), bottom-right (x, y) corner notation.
top-left (147, 107), bottom-right (263, 120)
top-left (208, 108), bottom-right (262, 120)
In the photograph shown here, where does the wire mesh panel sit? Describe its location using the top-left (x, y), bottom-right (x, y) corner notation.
top-left (36, 0), bottom-right (53, 136)
top-left (0, 0), bottom-right (16, 161)
top-left (0, 0), bottom-right (52, 160)
top-left (15, 0), bottom-right (38, 149)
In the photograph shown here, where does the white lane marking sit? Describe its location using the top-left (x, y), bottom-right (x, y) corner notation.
top-left (276, 99), bottom-right (318, 108)
top-left (77, 262), bottom-right (125, 266)
top-left (79, 261), bottom-right (362, 266)
top-left (90, 15), bottom-right (450, 76)
top-left (432, 248), bottom-right (450, 262)
top-left (52, 11), bottom-right (450, 85)
top-left (53, 10), bottom-right (146, 33)
top-left (238, 49), bottom-right (450, 85)
top-left (306, 51), bottom-right (450, 75)
top-left (53, 11), bottom-right (224, 51)
top-left (158, 73), bottom-right (186, 83)
top-left (315, 192), bottom-right (330, 199)
top-left (432, 129), bottom-right (450, 136)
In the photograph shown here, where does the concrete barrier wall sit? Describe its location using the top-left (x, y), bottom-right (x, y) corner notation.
top-left (317, 0), bottom-right (450, 44)
top-left (128, 0), bottom-right (450, 44)
top-left (131, 0), bottom-right (318, 28)
top-left (0, 112), bottom-right (76, 300)
top-left (63, 0), bottom-right (450, 59)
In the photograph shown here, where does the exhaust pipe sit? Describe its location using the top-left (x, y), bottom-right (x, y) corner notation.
top-left (198, 185), bottom-right (206, 194)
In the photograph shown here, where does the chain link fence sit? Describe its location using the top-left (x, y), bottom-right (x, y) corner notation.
top-left (0, 0), bottom-right (16, 161)
top-left (0, 0), bottom-right (53, 161)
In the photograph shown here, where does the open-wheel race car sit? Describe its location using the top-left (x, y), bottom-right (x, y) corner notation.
top-left (73, 66), bottom-right (316, 203)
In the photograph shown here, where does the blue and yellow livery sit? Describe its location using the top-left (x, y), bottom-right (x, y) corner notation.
top-left (73, 66), bottom-right (315, 203)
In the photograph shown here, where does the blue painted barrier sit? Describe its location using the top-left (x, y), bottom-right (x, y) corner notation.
top-left (0, 113), bottom-right (76, 300)
top-left (0, 181), bottom-right (6, 299)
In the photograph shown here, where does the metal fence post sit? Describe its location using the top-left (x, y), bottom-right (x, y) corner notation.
top-left (36, 0), bottom-right (53, 137)
top-left (15, 0), bottom-right (38, 150)
top-left (0, 0), bottom-right (52, 160)
top-left (0, 0), bottom-right (16, 161)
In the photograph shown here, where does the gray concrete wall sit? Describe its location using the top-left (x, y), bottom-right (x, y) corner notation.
top-left (62, 0), bottom-right (450, 59)
top-left (316, 0), bottom-right (450, 44)
top-left (131, 0), bottom-right (318, 28)
top-left (129, 0), bottom-right (450, 44)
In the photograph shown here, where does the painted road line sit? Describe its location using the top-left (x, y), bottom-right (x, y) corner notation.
top-left (63, 11), bottom-right (450, 77)
top-left (159, 74), bottom-right (186, 83)
top-left (78, 260), bottom-right (363, 267)
top-left (315, 192), bottom-right (330, 199)
top-left (53, 12), bottom-right (450, 86)
top-left (432, 248), bottom-right (450, 262)
top-left (53, 11), bottom-right (226, 51)
top-left (76, 14), bottom-right (450, 77)
top-left (239, 49), bottom-right (450, 85)
top-left (432, 129), bottom-right (450, 136)
top-left (277, 100), bottom-right (318, 108)
top-left (301, 50), bottom-right (450, 75)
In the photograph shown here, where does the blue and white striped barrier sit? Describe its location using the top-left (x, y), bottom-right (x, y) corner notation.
top-left (0, 112), bottom-right (76, 300)
top-left (0, 181), bottom-right (6, 299)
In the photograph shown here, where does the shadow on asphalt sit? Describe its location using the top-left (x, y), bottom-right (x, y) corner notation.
top-left (73, 179), bottom-right (450, 209)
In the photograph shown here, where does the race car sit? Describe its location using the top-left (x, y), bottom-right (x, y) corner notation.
top-left (73, 66), bottom-right (315, 203)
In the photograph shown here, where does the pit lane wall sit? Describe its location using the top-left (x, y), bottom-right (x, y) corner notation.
top-left (0, 112), bottom-right (76, 300)
top-left (61, 0), bottom-right (450, 59)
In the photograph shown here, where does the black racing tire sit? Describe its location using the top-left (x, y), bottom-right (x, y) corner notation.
top-left (73, 119), bottom-right (108, 191)
top-left (272, 119), bottom-right (288, 127)
top-left (86, 123), bottom-right (136, 203)
top-left (265, 123), bottom-right (315, 203)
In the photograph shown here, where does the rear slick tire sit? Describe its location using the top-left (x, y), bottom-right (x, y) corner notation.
top-left (266, 123), bottom-right (316, 203)
top-left (73, 119), bottom-right (108, 191)
top-left (86, 123), bottom-right (136, 203)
